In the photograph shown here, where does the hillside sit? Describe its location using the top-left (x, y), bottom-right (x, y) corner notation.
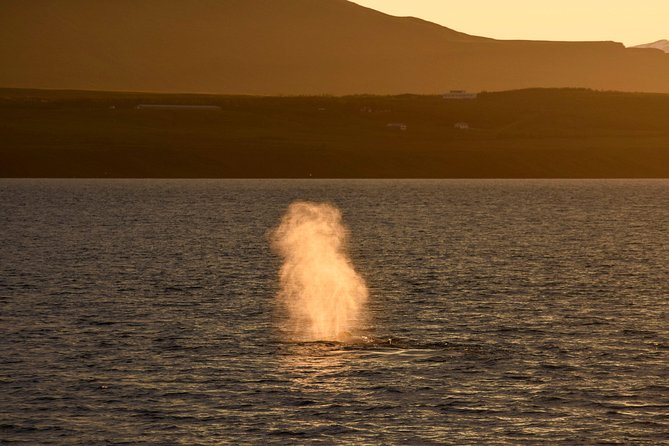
top-left (633, 40), bottom-right (669, 53)
top-left (1, 0), bottom-right (669, 94)
top-left (2, 88), bottom-right (669, 178)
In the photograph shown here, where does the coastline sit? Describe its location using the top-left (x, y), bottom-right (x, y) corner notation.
top-left (2, 88), bottom-right (669, 179)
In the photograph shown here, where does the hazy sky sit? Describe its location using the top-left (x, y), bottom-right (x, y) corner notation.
top-left (351, 0), bottom-right (668, 46)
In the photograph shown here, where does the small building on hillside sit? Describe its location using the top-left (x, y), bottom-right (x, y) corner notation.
top-left (386, 122), bottom-right (407, 131)
top-left (135, 104), bottom-right (222, 111)
top-left (443, 90), bottom-right (478, 100)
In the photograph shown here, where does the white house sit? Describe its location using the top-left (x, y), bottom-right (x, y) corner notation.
top-left (386, 123), bottom-right (407, 131)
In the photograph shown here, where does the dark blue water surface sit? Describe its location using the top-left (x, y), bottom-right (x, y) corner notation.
top-left (1, 179), bottom-right (668, 445)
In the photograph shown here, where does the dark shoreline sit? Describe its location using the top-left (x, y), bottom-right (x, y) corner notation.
top-left (2, 88), bottom-right (669, 179)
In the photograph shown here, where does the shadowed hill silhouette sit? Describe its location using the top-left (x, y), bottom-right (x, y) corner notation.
top-left (1, 0), bottom-right (669, 94)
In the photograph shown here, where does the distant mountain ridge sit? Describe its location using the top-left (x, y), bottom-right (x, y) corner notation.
top-left (1, 0), bottom-right (669, 94)
top-left (632, 40), bottom-right (669, 53)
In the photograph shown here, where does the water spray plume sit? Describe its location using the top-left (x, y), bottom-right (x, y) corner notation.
top-left (271, 201), bottom-right (368, 342)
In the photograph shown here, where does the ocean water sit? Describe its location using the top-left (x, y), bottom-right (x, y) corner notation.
top-left (1, 179), bottom-right (668, 445)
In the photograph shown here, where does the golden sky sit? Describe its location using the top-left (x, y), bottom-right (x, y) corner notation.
top-left (351, 0), bottom-right (669, 46)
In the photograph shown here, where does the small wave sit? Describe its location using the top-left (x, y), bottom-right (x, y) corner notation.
top-left (277, 335), bottom-right (505, 364)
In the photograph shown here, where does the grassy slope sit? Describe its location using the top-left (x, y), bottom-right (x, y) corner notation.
top-left (1, 88), bottom-right (668, 178)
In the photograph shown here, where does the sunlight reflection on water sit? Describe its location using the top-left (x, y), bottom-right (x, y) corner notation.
top-left (1, 179), bottom-right (668, 444)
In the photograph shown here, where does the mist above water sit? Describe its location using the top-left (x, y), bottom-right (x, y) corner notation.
top-left (271, 201), bottom-right (368, 342)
